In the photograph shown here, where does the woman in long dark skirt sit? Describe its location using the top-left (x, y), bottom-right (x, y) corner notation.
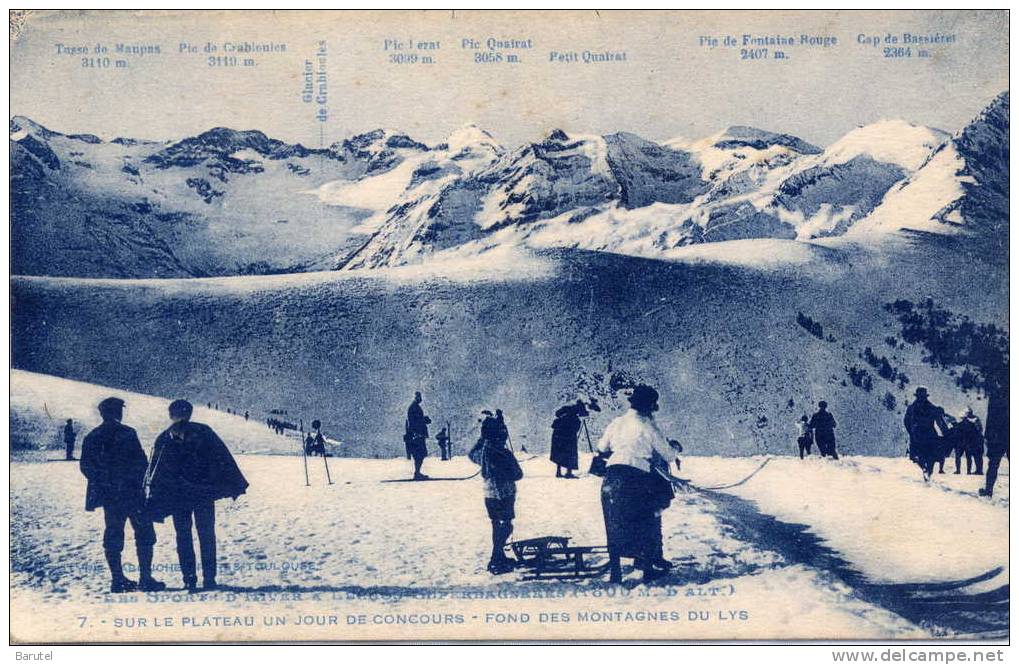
top-left (550, 403), bottom-right (583, 478)
top-left (596, 384), bottom-right (681, 583)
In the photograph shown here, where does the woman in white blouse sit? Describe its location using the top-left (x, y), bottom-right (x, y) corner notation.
top-left (596, 384), bottom-right (681, 583)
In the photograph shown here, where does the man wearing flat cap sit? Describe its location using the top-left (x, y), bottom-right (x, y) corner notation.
top-left (80, 397), bottom-right (166, 593)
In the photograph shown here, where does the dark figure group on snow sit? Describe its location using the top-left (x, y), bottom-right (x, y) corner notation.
top-left (80, 397), bottom-right (248, 593)
top-left (904, 386), bottom-right (1009, 496)
top-left (266, 417), bottom-right (297, 435)
top-left (794, 401), bottom-right (839, 459)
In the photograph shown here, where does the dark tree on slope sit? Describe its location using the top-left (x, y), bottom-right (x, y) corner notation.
top-left (885, 299), bottom-right (1008, 434)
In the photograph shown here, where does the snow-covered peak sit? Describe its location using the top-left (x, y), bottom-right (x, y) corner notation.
top-left (713, 125), bottom-right (822, 155)
top-left (337, 127), bottom-right (429, 154)
top-left (442, 123), bottom-right (502, 154)
top-left (821, 120), bottom-right (949, 171)
top-left (10, 115), bottom-right (55, 140)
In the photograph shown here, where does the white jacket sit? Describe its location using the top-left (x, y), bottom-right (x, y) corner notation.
top-left (596, 409), bottom-right (677, 473)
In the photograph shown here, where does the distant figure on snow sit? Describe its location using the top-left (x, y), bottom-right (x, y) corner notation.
top-left (596, 384), bottom-right (683, 584)
top-left (305, 419), bottom-right (327, 457)
top-left (903, 387), bottom-right (949, 482)
top-left (550, 401), bottom-right (589, 479)
top-left (795, 414), bottom-right (813, 459)
top-left (79, 397), bottom-right (165, 593)
top-left (809, 401), bottom-right (838, 460)
top-left (63, 418), bottom-right (77, 461)
top-left (436, 426), bottom-right (451, 461)
top-left (469, 409), bottom-right (523, 574)
top-left (953, 407), bottom-right (984, 475)
top-left (404, 391), bottom-right (431, 480)
top-left (145, 399), bottom-right (249, 592)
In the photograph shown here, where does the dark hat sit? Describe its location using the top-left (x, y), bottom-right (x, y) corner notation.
top-left (915, 386), bottom-right (929, 398)
top-left (168, 399), bottom-right (194, 418)
top-left (97, 396), bottom-right (126, 413)
top-left (311, 419), bottom-right (322, 429)
top-left (628, 384), bottom-right (660, 412)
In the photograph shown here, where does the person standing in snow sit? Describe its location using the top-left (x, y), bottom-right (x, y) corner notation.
top-left (145, 399), bottom-right (248, 591)
top-left (550, 401), bottom-right (587, 479)
top-left (903, 387), bottom-right (949, 483)
top-left (596, 384), bottom-right (682, 584)
top-left (953, 407), bottom-right (984, 475)
top-left (63, 418), bottom-right (77, 461)
top-left (436, 426), bottom-right (451, 460)
top-left (469, 409), bottom-right (523, 574)
top-left (808, 401), bottom-right (839, 460)
top-left (980, 384), bottom-right (1009, 498)
top-left (404, 391), bottom-right (431, 480)
top-left (795, 415), bottom-right (813, 459)
top-left (307, 419), bottom-right (327, 457)
top-left (79, 397), bottom-right (165, 593)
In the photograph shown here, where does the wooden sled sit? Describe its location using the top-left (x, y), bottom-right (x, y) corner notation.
top-left (507, 536), bottom-right (609, 580)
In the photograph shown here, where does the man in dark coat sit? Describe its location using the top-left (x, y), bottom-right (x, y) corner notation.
top-left (404, 391), bottom-right (431, 480)
top-left (550, 401), bottom-right (587, 479)
top-left (63, 418), bottom-right (77, 461)
top-left (145, 399), bottom-right (248, 591)
top-left (980, 386), bottom-right (1009, 498)
top-left (904, 387), bottom-right (949, 482)
top-left (808, 401), bottom-right (839, 460)
top-left (79, 397), bottom-right (165, 593)
top-left (953, 408), bottom-right (984, 475)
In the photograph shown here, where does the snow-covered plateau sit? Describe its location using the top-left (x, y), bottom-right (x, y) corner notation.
top-left (10, 370), bottom-right (1008, 641)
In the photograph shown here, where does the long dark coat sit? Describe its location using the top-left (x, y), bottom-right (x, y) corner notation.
top-left (145, 421), bottom-right (249, 521)
top-left (985, 389), bottom-right (1009, 457)
top-left (904, 398), bottom-right (948, 465)
top-left (954, 417), bottom-right (984, 456)
top-left (549, 409), bottom-right (581, 470)
top-left (80, 421), bottom-right (148, 512)
top-left (808, 410), bottom-right (837, 453)
top-left (405, 401), bottom-right (430, 459)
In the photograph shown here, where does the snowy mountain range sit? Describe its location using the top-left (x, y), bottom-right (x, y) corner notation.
top-left (10, 91), bottom-right (1008, 278)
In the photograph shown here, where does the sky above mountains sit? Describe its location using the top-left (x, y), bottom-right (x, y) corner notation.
top-left (11, 10), bottom-right (1007, 149)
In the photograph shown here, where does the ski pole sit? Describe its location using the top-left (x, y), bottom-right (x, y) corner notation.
top-left (582, 418), bottom-right (594, 453)
top-left (300, 435), bottom-right (310, 487)
top-left (322, 443), bottom-right (335, 485)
